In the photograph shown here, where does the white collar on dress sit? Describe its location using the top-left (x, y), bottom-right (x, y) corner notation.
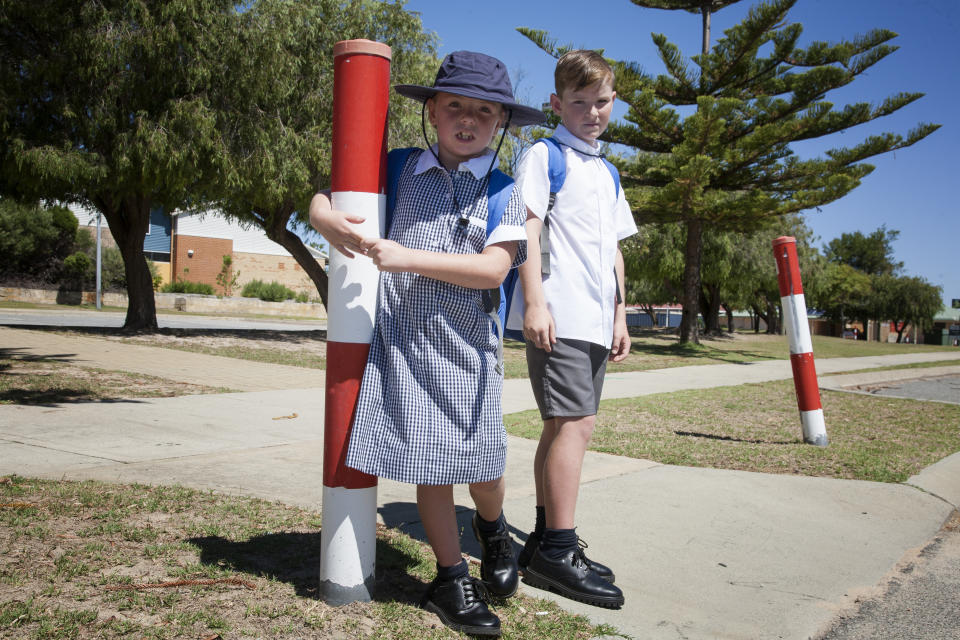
top-left (413, 144), bottom-right (498, 180)
top-left (553, 124), bottom-right (602, 156)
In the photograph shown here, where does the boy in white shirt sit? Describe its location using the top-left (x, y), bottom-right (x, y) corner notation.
top-left (508, 49), bottom-right (636, 609)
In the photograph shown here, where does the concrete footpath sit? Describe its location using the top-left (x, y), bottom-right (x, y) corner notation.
top-left (2, 325), bottom-right (960, 639)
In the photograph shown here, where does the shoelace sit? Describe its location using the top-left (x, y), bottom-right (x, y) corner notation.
top-left (460, 576), bottom-right (492, 606)
top-left (573, 537), bottom-right (592, 567)
top-left (485, 531), bottom-right (514, 560)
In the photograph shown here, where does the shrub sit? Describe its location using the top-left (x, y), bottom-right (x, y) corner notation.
top-left (160, 280), bottom-right (214, 295)
top-left (0, 199), bottom-right (78, 281)
top-left (241, 279), bottom-right (295, 302)
top-left (61, 252), bottom-right (92, 284)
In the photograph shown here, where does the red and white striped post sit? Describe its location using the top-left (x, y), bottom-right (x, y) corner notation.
top-left (320, 39), bottom-right (391, 605)
top-left (773, 236), bottom-right (828, 447)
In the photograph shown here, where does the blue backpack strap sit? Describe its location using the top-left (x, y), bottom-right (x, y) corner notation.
top-left (538, 137), bottom-right (567, 202)
top-left (536, 137), bottom-right (566, 275)
top-left (386, 147), bottom-right (418, 234)
top-left (602, 156), bottom-right (621, 197)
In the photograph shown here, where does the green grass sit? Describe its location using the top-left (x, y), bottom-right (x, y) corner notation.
top-left (504, 331), bottom-right (957, 379)
top-left (0, 478), bottom-right (618, 640)
top-left (506, 378), bottom-right (960, 483)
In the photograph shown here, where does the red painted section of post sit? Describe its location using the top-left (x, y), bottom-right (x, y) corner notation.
top-left (332, 43), bottom-right (390, 195)
top-left (789, 353), bottom-right (822, 411)
top-left (323, 341), bottom-right (376, 488)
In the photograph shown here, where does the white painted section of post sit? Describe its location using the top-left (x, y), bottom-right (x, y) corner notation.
top-left (319, 485), bottom-right (378, 600)
top-left (326, 191), bottom-right (385, 344)
top-left (780, 293), bottom-right (813, 356)
top-left (801, 409), bottom-right (828, 445)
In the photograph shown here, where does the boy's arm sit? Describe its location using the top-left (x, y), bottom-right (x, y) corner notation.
top-left (360, 237), bottom-right (517, 290)
top-left (610, 246), bottom-right (630, 362)
top-left (309, 190), bottom-right (366, 258)
top-left (519, 210), bottom-right (555, 351)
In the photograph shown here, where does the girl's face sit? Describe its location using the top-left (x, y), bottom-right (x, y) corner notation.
top-left (427, 91), bottom-right (505, 170)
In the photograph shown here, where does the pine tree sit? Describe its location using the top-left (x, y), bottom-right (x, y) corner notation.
top-left (519, 0), bottom-right (939, 343)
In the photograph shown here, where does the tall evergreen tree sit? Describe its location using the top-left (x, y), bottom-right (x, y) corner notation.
top-left (519, 0), bottom-right (939, 343)
top-left (0, 0), bottom-right (233, 331)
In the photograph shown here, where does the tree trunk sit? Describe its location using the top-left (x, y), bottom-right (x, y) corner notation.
top-left (262, 207), bottom-right (331, 309)
top-left (97, 195), bottom-right (158, 332)
top-left (765, 299), bottom-right (779, 334)
top-left (679, 219), bottom-right (703, 344)
top-left (641, 303), bottom-right (658, 327)
top-left (701, 283), bottom-right (722, 335)
top-left (724, 304), bottom-right (735, 334)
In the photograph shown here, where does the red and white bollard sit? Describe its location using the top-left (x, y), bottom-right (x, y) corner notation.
top-left (320, 39), bottom-right (391, 604)
top-left (773, 236), bottom-right (828, 447)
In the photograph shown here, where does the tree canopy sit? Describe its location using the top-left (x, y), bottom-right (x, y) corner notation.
top-left (1, 0), bottom-right (234, 330)
top-left (1, 0), bottom-right (438, 325)
top-left (824, 225), bottom-right (903, 276)
top-left (519, 0), bottom-right (939, 343)
top-left (209, 0), bottom-right (437, 308)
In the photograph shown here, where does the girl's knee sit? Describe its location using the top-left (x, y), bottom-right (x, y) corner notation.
top-left (469, 477), bottom-right (504, 494)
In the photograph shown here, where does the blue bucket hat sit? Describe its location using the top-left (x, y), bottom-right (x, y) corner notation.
top-left (395, 51), bottom-right (546, 127)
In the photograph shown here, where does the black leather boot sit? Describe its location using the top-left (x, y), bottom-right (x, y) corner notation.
top-left (518, 532), bottom-right (616, 583)
top-left (420, 574), bottom-right (501, 636)
top-left (523, 547), bottom-right (624, 609)
top-left (471, 513), bottom-right (519, 598)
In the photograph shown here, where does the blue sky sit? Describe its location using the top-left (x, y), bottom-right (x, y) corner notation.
top-left (399, 0), bottom-right (959, 312)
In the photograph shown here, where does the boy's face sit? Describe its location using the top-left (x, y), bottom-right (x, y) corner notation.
top-left (427, 91), bottom-right (505, 169)
top-left (550, 79), bottom-right (616, 144)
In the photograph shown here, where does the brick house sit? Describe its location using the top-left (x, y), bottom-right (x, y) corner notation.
top-left (70, 205), bottom-right (326, 297)
top-left (172, 211), bottom-right (326, 297)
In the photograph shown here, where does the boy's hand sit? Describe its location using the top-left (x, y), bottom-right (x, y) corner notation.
top-left (609, 320), bottom-right (630, 362)
top-left (361, 238), bottom-right (410, 273)
top-left (523, 304), bottom-right (556, 352)
top-left (308, 192), bottom-right (366, 258)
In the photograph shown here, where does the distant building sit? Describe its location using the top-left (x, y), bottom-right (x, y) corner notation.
top-left (69, 205), bottom-right (326, 297)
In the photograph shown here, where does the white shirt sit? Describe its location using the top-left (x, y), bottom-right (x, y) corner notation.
top-left (508, 125), bottom-right (637, 347)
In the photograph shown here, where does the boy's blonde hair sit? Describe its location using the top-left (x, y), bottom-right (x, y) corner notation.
top-left (554, 50), bottom-right (614, 96)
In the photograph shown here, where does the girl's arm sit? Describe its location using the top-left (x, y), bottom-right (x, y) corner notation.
top-left (609, 246), bottom-right (630, 362)
top-left (517, 211), bottom-right (555, 351)
top-left (360, 237), bottom-right (516, 290)
top-left (308, 190), bottom-right (366, 258)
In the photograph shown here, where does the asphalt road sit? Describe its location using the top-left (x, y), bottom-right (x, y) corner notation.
top-left (868, 374), bottom-right (960, 405)
top-left (818, 513), bottom-right (960, 640)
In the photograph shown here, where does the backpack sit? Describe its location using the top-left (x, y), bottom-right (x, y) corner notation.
top-left (386, 147), bottom-right (514, 373)
top-left (499, 137), bottom-right (622, 342)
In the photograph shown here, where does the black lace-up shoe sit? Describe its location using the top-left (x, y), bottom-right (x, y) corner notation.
top-left (518, 532), bottom-right (616, 583)
top-left (471, 513), bottom-right (519, 598)
top-left (523, 547), bottom-right (624, 609)
top-left (420, 574), bottom-right (501, 636)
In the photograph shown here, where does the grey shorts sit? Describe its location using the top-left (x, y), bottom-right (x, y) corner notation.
top-left (526, 337), bottom-right (610, 420)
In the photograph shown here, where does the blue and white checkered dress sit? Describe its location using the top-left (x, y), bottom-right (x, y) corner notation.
top-left (345, 147), bottom-right (528, 485)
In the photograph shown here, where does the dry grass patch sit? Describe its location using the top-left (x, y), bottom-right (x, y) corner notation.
top-left (0, 477), bottom-right (622, 640)
top-left (0, 351), bottom-right (231, 405)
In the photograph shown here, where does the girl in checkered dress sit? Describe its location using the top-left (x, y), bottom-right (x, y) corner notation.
top-left (310, 52), bottom-right (545, 637)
